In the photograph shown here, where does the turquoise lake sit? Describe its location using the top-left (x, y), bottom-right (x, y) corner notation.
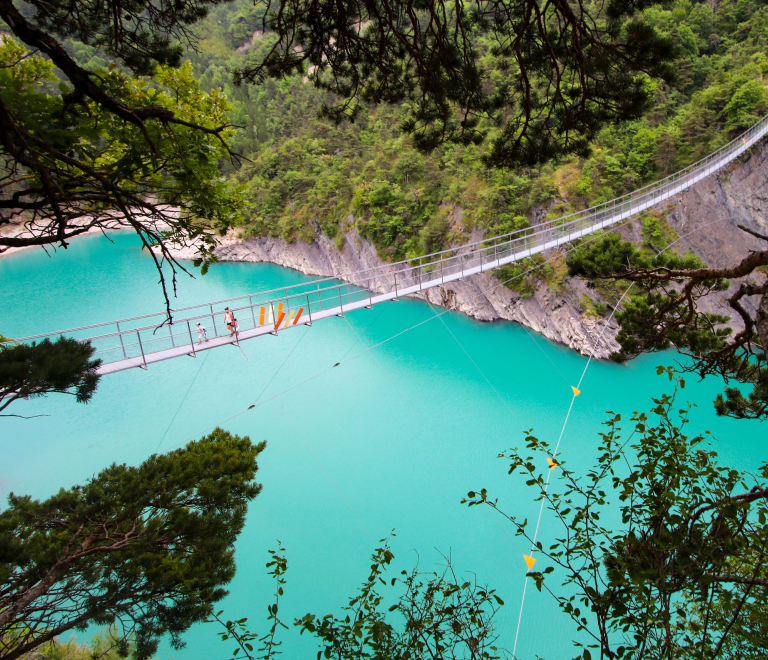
top-left (1, 233), bottom-right (766, 659)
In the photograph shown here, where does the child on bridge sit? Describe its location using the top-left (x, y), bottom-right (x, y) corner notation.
top-left (196, 323), bottom-right (208, 345)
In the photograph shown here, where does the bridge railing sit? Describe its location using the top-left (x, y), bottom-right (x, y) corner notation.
top-left (12, 112), bottom-right (768, 369)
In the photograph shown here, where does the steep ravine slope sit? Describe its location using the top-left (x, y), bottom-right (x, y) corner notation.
top-left (186, 140), bottom-right (768, 359)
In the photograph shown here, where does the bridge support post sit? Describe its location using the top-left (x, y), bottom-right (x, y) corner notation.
top-left (187, 321), bottom-right (197, 357)
top-left (270, 302), bottom-right (278, 335)
top-left (337, 286), bottom-right (344, 317)
top-left (116, 321), bottom-right (127, 359)
top-left (366, 278), bottom-right (372, 309)
top-left (305, 294), bottom-right (313, 325)
top-left (137, 331), bottom-right (148, 370)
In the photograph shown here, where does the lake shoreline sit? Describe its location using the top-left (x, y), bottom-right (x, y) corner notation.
top-left (5, 137), bottom-right (767, 358)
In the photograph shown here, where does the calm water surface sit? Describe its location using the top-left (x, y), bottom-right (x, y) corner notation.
top-left (1, 233), bottom-right (765, 659)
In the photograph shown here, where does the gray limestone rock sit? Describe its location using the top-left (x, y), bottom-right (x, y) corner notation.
top-left (166, 140), bottom-right (768, 359)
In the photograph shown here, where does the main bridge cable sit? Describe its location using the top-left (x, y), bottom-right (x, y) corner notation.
top-left (510, 215), bottom-right (737, 659)
top-left (338, 305), bottom-right (387, 362)
top-left (248, 316), bottom-right (312, 409)
top-left (233, 304), bottom-right (383, 543)
top-left (510, 308), bottom-right (621, 660)
top-left (422, 279), bottom-right (574, 389)
top-left (426, 300), bottom-right (528, 429)
top-left (168, 208), bottom-right (733, 457)
top-left (420, 258), bottom-right (603, 657)
top-left (167, 215), bottom-right (648, 451)
top-left (422, 293), bottom-right (587, 652)
top-left (515, 322), bottom-right (576, 387)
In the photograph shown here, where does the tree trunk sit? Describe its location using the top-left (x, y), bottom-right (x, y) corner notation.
top-left (757, 290), bottom-right (768, 353)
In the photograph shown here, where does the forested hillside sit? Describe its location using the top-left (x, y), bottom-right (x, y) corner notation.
top-left (183, 0), bottom-right (768, 262)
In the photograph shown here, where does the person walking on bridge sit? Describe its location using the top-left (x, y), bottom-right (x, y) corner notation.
top-left (224, 307), bottom-right (239, 341)
top-left (196, 323), bottom-right (208, 345)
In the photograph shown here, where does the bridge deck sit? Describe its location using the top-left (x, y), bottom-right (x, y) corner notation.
top-left (14, 114), bottom-right (768, 376)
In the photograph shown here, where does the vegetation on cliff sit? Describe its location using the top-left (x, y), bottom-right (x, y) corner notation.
top-left (183, 0), bottom-right (768, 261)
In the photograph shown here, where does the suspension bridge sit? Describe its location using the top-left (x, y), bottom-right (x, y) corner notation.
top-left (13, 115), bottom-right (768, 375)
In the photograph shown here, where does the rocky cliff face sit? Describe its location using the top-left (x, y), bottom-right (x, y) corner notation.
top-left (172, 140), bottom-right (768, 359)
top-left (189, 226), bottom-right (623, 358)
top-left (621, 143), bottom-right (768, 328)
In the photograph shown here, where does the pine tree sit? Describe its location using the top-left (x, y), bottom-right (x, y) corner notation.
top-left (0, 429), bottom-right (266, 660)
top-left (0, 338), bottom-right (101, 416)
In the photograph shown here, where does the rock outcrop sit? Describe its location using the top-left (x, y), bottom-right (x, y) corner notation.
top-left (627, 144), bottom-right (768, 328)
top-left (202, 228), bottom-right (622, 357)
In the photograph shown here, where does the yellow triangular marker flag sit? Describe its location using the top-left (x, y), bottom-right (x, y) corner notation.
top-left (523, 555), bottom-right (536, 571)
top-left (571, 386), bottom-right (581, 397)
top-left (547, 458), bottom-right (557, 470)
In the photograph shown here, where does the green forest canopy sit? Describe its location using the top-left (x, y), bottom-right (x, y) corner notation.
top-left (178, 0), bottom-right (768, 262)
top-left (4, 0), bottom-right (767, 269)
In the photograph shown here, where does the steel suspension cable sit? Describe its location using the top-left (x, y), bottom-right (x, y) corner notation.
top-left (511, 215), bottom-right (737, 659)
top-left (155, 348), bottom-right (211, 453)
top-left (167, 214), bottom-right (645, 450)
top-left (426, 301), bottom-right (527, 430)
top-left (341, 314), bottom-right (526, 554)
top-left (249, 320), bottom-right (311, 408)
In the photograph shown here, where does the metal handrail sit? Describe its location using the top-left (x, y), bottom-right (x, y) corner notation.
top-left (13, 112), bottom-right (768, 368)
